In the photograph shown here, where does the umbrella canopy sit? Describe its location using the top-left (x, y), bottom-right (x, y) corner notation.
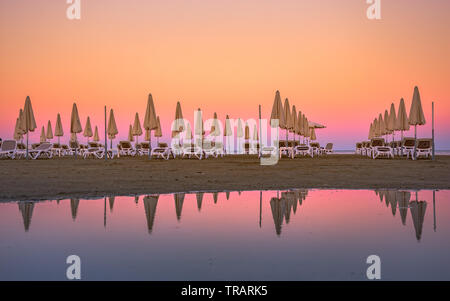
top-left (377, 113), bottom-right (385, 136)
top-left (396, 98), bottom-right (410, 131)
top-left (174, 193), bottom-right (185, 221)
top-left (154, 116), bottom-right (162, 138)
top-left (225, 115), bottom-right (233, 136)
top-left (46, 120), bottom-right (53, 140)
top-left (310, 127), bottom-right (317, 141)
top-left (270, 197), bottom-right (286, 236)
top-left (284, 98), bottom-right (293, 131)
top-left (210, 112), bottom-right (220, 136)
top-left (409, 86), bottom-right (426, 126)
top-left (40, 126), bottom-right (46, 143)
top-left (245, 123), bottom-right (250, 140)
top-left (196, 193), bottom-right (204, 211)
top-left (71, 198), bottom-right (80, 220)
top-left (372, 118), bottom-right (379, 137)
top-left (384, 110), bottom-right (391, 134)
top-left (185, 122), bottom-right (193, 140)
top-left (93, 126), bottom-right (100, 142)
top-left (128, 124), bottom-right (134, 142)
top-left (303, 116), bottom-right (310, 138)
top-left (368, 122), bottom-right (373, 140)
top-left (270, 91), bottom-right (285, 129)
top-left (143, 94), bottom-right (158, 131)
top-left (14, 118), bottom-right (23, 141)
top-left (145, 129), bottom-right (151, 141)
top-left (387, 103), bottom-right (397, 133)
top-left (309, 121), bottom-right (326, 129)
top-left (297, 111), bottom-right (302, 135)
top-left (18, 202), bottom-right (34, 232)
top-left (107, 109), bottom-right (118, 138)
top-left (237, 118), bottom-right (244, 138)
top-left (83, 117), bottom-right (93, 139)
top-left (172, 101), bottom-right (185, 133)
top-left (194, 108), bottom-right (204, 136)
top-left (291, 105), bottom-right (298, 134)
top-left (410, 200), bottom-right (427, 241)
top-left (70, 103), bottom-right (82, 135)
top-left (132, 113), bottom-right (143, 137)
top-left (21, 96), bottom-right (37, 133)
top-left (253, 124), bottom-right (259, 141)
top-left (55, 113), bottom-right (64, 137)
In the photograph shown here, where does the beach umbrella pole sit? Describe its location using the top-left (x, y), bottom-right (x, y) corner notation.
top-left (259, 190), bottom-right (262, 228)
top-left (433, 190), bottom-right (436, 231)
top-left (26, 132), bottom-right (29, 160)
top-left (414, 125), bottom-right (417, 160)
top-left (104, 106), bottom-right (108, 161)
top-left (432, 102), bottom-right (435, 161)
top-left (259, 105), bottom-right (262, 158)
top-left (148, 131), bottom-right (152, 159)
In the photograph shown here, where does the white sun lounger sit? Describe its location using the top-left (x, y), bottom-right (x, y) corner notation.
top-left (0, 140), bottom-right (17, 159)
top-left (29, 142), bottom-right (53, 159)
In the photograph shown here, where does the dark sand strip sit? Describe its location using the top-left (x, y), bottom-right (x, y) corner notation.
top-left (0, 155), bottom-right (449, 201)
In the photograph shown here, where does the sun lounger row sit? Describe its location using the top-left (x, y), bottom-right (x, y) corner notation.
top-left (355, 137), bottom-right (432, 159)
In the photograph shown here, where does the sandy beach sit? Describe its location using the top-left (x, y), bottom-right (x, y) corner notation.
top-left (1, 155), bottom-right (449, 201)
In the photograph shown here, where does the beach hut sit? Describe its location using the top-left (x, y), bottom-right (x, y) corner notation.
top-left (143, 94), bottom-right (159, 156)
top-left (409, 87), bottom-right (426, 159)
top-left (132, 113), bottom-right (143, 144)
top-left (55, 113), bottom-right (64, 144)
top-left (21, 96), bottom-right (37, 159)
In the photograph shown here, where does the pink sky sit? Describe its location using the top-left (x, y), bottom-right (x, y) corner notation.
top-left (1, 0), bottom-right (449, 149)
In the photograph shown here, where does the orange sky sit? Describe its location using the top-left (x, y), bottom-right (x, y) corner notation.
top-left (1, 0), bottom-right (449, 149)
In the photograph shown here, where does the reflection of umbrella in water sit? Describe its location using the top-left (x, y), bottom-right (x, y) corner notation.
top-left (396, 191), bottom-right (411, 225)
top-left (196, 193), bottom-right (204, 211)
top-left (270, 197), bottom-right (286, 236)
top-left (174, 193), bottom-right (185, 221)
top-left (135, 196), bottom-right (139, 204)
top-left (70, 198), bottom-right (80, 220)
top-left (409, 200), bottom-right (427, 241)
top-left (226, 191), bottom-right (230, 200)
top-left (109, 196), bottom-right (115, 212)
top-left (18, 202), bottom-right (34, 232)
top-left (387, 191), bottom-right (397, 216)
top-left (143, 195), bottom-right (159, 234)
top-left (213, 192), bottom-right (218, 204)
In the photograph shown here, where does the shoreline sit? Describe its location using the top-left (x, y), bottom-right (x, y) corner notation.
top-left (1, 155), bottom-right (449, 202)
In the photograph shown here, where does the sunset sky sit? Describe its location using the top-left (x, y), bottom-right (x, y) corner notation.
top-left (1, 0), bottom-right (449, 149)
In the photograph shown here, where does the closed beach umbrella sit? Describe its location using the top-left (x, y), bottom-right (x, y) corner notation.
top-left (303, 116), bottom-right (310, 141)
top-left (154, 116), bottom-right (162, 144)
top-left (21, 96), bottom-right (37, 159)
top-left (172, 101), bottom-right (184, 133)
top-left (185, 122), bottom-right (193, 141)
top-left (270, 90), bottom-right (285, 131)
top-left (107, 109), bottom-right (118, 148)
top-left (384, 110), bottom-right (391, 138)
top-left (409, 86), bottom-right (426, 159)
top-left (128, 124), bottom-right (134, 142)
top-left (291, 105), bottom-right (298, 141)
top-left (237, 118), bottom-right (244, 153)
top-left (297, 111), bottom-right (302, 142)
top-left (397, 191), bottom-right (411, 225)
top-left (396, 98), bottom-right (410, 140)
top-left (132, 113), bottom-right (143, 143)
top-left (270, 197), bottom-right (286, 236)
top-left (83, 117), bottom-right (93, 143)
top-left (372, 118), bottom-right (378, 137)
top-left (145, 129), bottom-right (150, 141)
top-left (284, 98), bottom-right (292, 144)
top-left (18, 202), bottom-right (35, 232)
top-left (253, 124), bottom-right (259, 141)
top-left (40, 126), bottom-right (46, 143)
top-left (225, 115), bottom-right (233, 153)
top-left (14, 118), bottom-right (23, 141)
top-left (410, 200), bottom-right (427, 241)
top-left (377, 114), bottom-right (385, 137)
top-left (55, 113), bottom-right (64, 144)
top-left (93, 126), bottom-right (100, 142)
top-left (310, 127), bottom-right (317, 141)
top-left (144, 94), bottom-right (158, 155)
top-left (46, 120), bottom-right (53, 140)
top-left (210, 112), bottom-right (220, 137)
top-left (70, 103), bottom-right (82, 140)
top-left (387, 103), bottom-right (397, 141)
top-left (245, 123), bottom-right (250, 140)
top-left (368, 123), bottom-right (373, 140)
top-left (70, 198), bottom-right (80, 220)
top-left (194, 109), bottom-right (204, 146)
top-left (309, 121), bottom-right (326, 129)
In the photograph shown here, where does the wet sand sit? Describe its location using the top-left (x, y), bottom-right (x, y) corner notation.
top-left (0, 155), bottom-right (449, 201)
